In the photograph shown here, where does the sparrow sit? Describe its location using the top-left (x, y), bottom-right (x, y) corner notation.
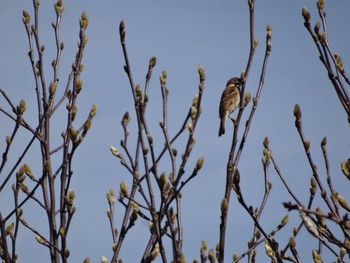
top-left (218, 77), bottom-right (242, 137)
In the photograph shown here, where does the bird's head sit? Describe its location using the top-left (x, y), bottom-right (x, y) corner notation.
top-left (226, 77), bottom-right (242, 90)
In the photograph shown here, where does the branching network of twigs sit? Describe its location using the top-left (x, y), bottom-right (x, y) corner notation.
top-left (107, 20), bottom-right (206, 263)
top-left (0, 0), bottom-right (349, 263)
top-left (0, 1), bottom-right (96, 263)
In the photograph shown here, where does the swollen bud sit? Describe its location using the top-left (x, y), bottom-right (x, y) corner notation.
top-left (110, 146), bottom-right (121, 158)
top-left (266, 24), bottom-right (272, 37)
top-left (244, 91), bottom-right (251, 105)
top-left (304, 139), bottom-right (310, 151)
top-left (280, 214), bottom-right (289, 227)
top-left (17, 99), bottom-right (27, 115)
top-left (198, 64), bottom-right (205, 81)
top-left (341, 159), bottom-right (350, 178)
top-left (293, 104), bottom-right (301, 121)
top-left (263, 137), bottom-right (269, 148)
top-left (289, 236), bottom-right (296, 249)
top-left (160, 70), bottom-right (167, 85)
top-left (312, 250), bottom-right (321, 263)
top-left (121, 112), bottom-right (130, 126)
top-left (54, 0), bottom-right (65, 15)
top-left (36, 235), bottom-right (45, 245)
top-left (49, 82), bottom-right (57, 97)
top-left (337, 194), bottom-right (350, 212)
top-left (195, 156), bottom-right (204, 171)
top-left (317, 0), bottom-right (324, 10)
top-left (221, 198), bottom-right (228, 214)
top-left (119, 20), bottom-right (125, 42)
top-left (301, 6), bottom-right (311, 23)
top-left (79, 12), bottom-right (89, 29)
top-left (120, 181), bottom-right (128, 197)
top-left (149, 56), bottom-right (157, 69)
top-left (22, 11), bottom-right (31, 24)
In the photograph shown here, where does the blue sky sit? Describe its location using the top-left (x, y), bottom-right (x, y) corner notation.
top-left (0, 1), bottom-right (349, 262)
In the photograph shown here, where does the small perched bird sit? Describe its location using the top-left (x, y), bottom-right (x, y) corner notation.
top-left (218, 77), bottom-right (242, 137)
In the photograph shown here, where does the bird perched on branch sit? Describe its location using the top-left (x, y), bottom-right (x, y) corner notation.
top-left (218, 77), bottom-right (242, 137)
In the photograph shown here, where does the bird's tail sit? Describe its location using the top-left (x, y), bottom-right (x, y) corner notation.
top-left (218, 118), bottom-right (225, 137)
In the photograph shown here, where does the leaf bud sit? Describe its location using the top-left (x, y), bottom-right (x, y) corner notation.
top-left (337, 194), bottom-right (350, 211)
top-left (192, 94), bottom-right (199, 108)
top-left (221, 198), bottom-right (228, 214)
top-left (143, 147), bottom-right (149, 155)
top-left (198, 64), bottom-right (205, 81)
top-left (253, 38), bottom-right (259, 48)
top-left (289, 236), bottom-right (296, 249)
top-left (301, 6), bottom-right (311, 23)
top-left (120, 181), bottom-right (128, 197)
top-left (69, 127), bottom-right (77, 141)
top-left (6, 135), bottom-right (11, 145)
top-left (293, 104), bottom-right (301, 120)
top-left (208, 248), bottom-right (215, 263)
top-left (300, 213), bottom-right (319, 238)
top-left (160, 70), bottom-right (167, 85)
top-left (121, 111), bottom-right (130, 126)
top-left (310, 177), bottom-right (317, 195)
top-left (244, 91), bottom-right (251, 105)
top-left (49, 81), bottom-right (57, 97)
top-left (119, 20), bottom-right (125, 42)
top-left (263, 137), bottom-right (269, 148)
top-left (66, 190), bottom-right (75, 205)
top-left (281, 214), bottom-right (289, 227)
top-left (314, 22), bottom-right (320, 35)
top-left (17, 165), bottom-right (26, 182)
top-left (54, 0), bottom-right (64, 14)
top-left (130, 210), bottom-right (138, 223)
top-left (320, 32), bottom-right (327, 43)
top-left (304, 139), bottom-right (310, 151)
top-left (17, 99), bottom-right (26, 115)
top-left (336, 55), bottom-right (344, 72)
top-left (317, 0), bottom-right (324, 10)
top-left (146, 134), bottom-right (153, 145)
top-left (340, 247), bottom-right (346, 258)
top-left (88, 104), bottom-right (97, 118)
top-left (200, 240), bottom-right (207, 255)
top-left (172, 148), bottom-right (177, 157)
top-left (190, 106), bottom-right (197, 120)
top-left (149, 246), bottom-right (160, 261)
top-left (110, 146), bottom-right (121, 158)
top-left (341, 159), bottom-right (350, 178)
top-left (149, 56), bottom-right (157, 69)
top-left (79, 12), bottom-right (89, 29)
top-left (135, 84), bottom-right (142, 102)
top-left (195, 156), bottom-right (204, 171)
top-left (264, 241), bottom-right (275, 258)
top-left (76, 77), bottom-right (83, 93)
top-left (107, 189), bottom-right (115, 204)
top-left (20, 183), bottom-right (29, 194)
top-left (36, 235), bottom-right (45, 245)
top-left (22, 10), bottom-right (31, 24)
top-left (5, 222), bottom-right (14, 236)
top-left (312, 250), bottom-right (321, 263)
top-left (160, 172), bottom-right (166, 189)
top-left (186, 123), bottom-right (193, 133)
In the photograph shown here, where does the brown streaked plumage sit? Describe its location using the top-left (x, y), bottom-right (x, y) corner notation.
top-left (218, 77), bottom-right (241, 137)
